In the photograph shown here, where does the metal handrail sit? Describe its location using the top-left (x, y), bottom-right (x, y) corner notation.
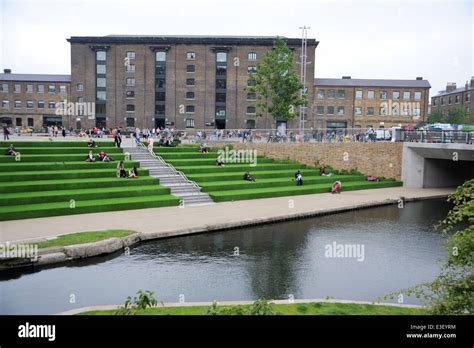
top-left (137, 142), bottom-right (201, 190)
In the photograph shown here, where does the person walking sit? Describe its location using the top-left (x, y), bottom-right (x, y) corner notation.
top-left (3, 125), bottom-right (10, 140)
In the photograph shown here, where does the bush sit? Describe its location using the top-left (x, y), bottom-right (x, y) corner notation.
top-left (115, 290), bottom-right (158, 315)
top-left (250, 299), bottom-right (275, 315)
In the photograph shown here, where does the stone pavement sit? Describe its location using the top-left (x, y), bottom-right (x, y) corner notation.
top-left (0, 187), bottom-right (453, 243)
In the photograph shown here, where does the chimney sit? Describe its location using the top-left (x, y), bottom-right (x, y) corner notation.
top-left (446, 82), bottom-right (457, 92)
top-left (3, 69), bottom-right (11, 74)
top-left (416, 77), bottom-right (423, 80)
top-left (342, 76), bottom-right (351, 79)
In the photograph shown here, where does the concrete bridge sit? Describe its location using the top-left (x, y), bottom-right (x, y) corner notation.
top-left (402, 143), bottom-right (474, 188)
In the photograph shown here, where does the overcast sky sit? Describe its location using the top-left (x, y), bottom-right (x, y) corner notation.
top-left (0, 0), bottom-right (472, 96)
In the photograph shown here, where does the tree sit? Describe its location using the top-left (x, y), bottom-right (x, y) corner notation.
top-left (428, 108), bottom-right (444, 124)
top-left (247, 37), bottom-right (306, 122)
top-left (446, 107), bottom-right (469, 125)
top-left (379, 179), bottom-right (473, 314)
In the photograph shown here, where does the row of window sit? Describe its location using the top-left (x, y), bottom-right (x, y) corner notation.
top-left (2, 100), bottom-right (57, 109)
top-left (0, 83), bottom-right (67, 94)
top-left (317, 89), bottom-right (422, 101)
top-left (316, 105), bottom-right (421, 116)
top-left (433, 93), bottom-right (470, 106)
top-left (122, 104), bottom-right (257, 115)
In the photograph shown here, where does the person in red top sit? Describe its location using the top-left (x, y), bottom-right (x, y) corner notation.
top-left (331, 181), bottom-right (341, 194)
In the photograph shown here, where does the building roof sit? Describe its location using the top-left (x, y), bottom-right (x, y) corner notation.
top-left (432, 86), bottom-right (473, 98)
top-left (67, 35), bottom-right (319, 47)
top-left (314, 78), bottom-right (431, 88)
top-left (0, 73), bottom-right (71, 83)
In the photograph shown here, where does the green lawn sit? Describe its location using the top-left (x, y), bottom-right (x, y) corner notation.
top-left (36, 229), bottom-right (135, 249)
top-left (81, 302), bottom-right (427, 316)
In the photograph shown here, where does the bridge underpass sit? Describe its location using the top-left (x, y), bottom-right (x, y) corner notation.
top-left (401, 143), bottom-right (474, 188)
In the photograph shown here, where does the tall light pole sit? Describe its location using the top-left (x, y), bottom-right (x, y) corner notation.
top-left (299, 25), bottom-right (310, 137)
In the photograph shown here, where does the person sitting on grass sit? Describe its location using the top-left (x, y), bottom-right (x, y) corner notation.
top-left (295, 170), bottom-right (303, 186)
top-left (200, 143), bottom-right (209, 153)
top-left (243, 171), bottom-right (256, 182)
top-left (85, 150), bottom-right (95, 162)
top-left (116, 161), bottom-right (127, 178)
top-left (367, 175), bottom-right (380, 182)
top-left (128, 166), bottom-right (139, 178)
top-left (215, 155), bottom-right (225, 166)
top-left (98, 151), bottom-right (112, 162)
top-left (5, 144), bottom-right (17, 156)
top-left (319, 163), bottom-right (332, 177)
top-left (331, 180), bottom-right (342, 194)
top-left (87, 139), bottom-right (97, 148)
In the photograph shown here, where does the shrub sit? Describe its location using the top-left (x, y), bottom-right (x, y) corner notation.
top-left (115, 289), bottom-right (158, 315)
top-left (250, 299), bottom-right (275, 315)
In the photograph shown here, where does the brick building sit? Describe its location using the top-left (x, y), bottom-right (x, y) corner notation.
top-left (431, 77), bottom-right (473, 120)
top-left (0, 69), bottom-right (71, 130)
top-left (67, 35), bottom-right (318, 130)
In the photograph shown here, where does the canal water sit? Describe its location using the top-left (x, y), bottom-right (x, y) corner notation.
top-left (0, 199), bottom-right (450, 314)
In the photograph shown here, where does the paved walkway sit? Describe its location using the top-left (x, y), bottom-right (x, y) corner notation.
top-left (0, 187), bottom-right (453, 243)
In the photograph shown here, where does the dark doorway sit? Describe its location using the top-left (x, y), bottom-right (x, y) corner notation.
top-left (154, 118), bottom-right (166, 129)
top-left (215, 119), bottom-right (226, 129)
top-left (0, 117), bottom-right (12, 126)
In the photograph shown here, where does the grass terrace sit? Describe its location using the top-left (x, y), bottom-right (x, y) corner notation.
top-left (153, 145), bottom-right (402, 202)
top-left (0, 141), bottom-right (179, 221)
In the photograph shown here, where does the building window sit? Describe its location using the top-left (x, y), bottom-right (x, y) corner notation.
top-left (337, 106), bottom-right (345, 115)
top-left (216, 93), bottom-right (226, 103)
top-left (316, 105), bottom-right (324, 114)
top-left (156, 79), bottom-right (165, 89)
top-left (97, 65), bottom-right (106, 74)
top-left (367, 107), bottom-right (374, 116)
top-left (2, 100), bottom-right (9, 109)
top-left (96, 51), bottom-right (106, 61)
top-left (246, 106), bottom-right (256, 114)
top-left (77, 97), bottom-right (84, 103)
top-left (48, 101), bottom-right (55, 109)
top-left (465, 94), bottom-right (470, 102)
top-left (216, 79), bottom-right (226, 89)
top-left (14, 84), bottom-right (21, 93)
top-left (186, 52), bottom-right (196, 60)
top-left (186, 65), bottom-right (195, 73)
top-left (415, 91), bottom-right (422, 101)
top-left (126, 64), bottom-right (135, 72)
top-left (156, 92), bottom-right (165, 101)
top-left (26, 100), bottom-right (33, 109)
top-left (97, 78), bottom-right (106, 88)
top-left (355, 90), bottom-right (363, 99)
top-left (186, 91), bottom-right (195, 100)
top-left (248, 52), bottom-right (257, 61)
top-left (126, 104), bottom-right (135, 112)
top-left (14, 100), bottom-right (21, 108)
top-left (355, 107), bottom-right (362, 116)
top-left (433, 99), bottom-right (437, 106)
top-left (126, 78), bottom-right (135, 86)
top-left (246, 119), bottom-right (256, 129)
top-left (37, 84), bottom-right (44, 93)
top-left (0, 83), bottom-right (8, 92)
top-left (24, 84), bottom-right (33, 93)
top-left (16, 118), bottom-right (22, 127)
top-left (393, 91), bottom-right (400, 100)
top-left (155, 105), bottom-right (165, 115)
top-left (367, 90), bottom-right (374, 99)
top-left (59, 85), bottom-right (67, 93)
top-left (37, 100), bottom-right (44, 108)
top-left (186, 78), bottom-right (195, 86)
top-left (156, 52), bottom-right (166, 62)
top-left (392, 103), bottom-right (399, 116)
top-left (327, 89), bottom-right (335, 99)
top-left (126, 117), bottom-right (135, 127)
top-left (317, 89), bottom-right (324, 99)
top-left (126, 91), bottom-right (135, 98)
top-left (96, 91), bottom-right (106, 101)
top-left (48, 85), bottom-right (56, 93)
top-left (247, 66), bottom-right (257, 74)
top-left (247, 79), bottom-right (256, 87)
top-left (247, 93), bottom-right (257, 101)
top-left (327, 106), bottom-right (334, 114)
top-left (28, 118), bottom-right (33, 127)
top-left (403, 91), bottom-right (410, 100)
top-left (216, 52), bottom-right (227, 62)
top-left (76, 83), bottom-right (84, 91)
top-left (126, 51), bottom-right (136, 60)
top-left (448, 96), bottom-right (452, 105)
top-left (186, 105), bottom-right (195, 113)
top-left (338, 89), bottom-right (345, 99)
top-left (455, 95), bottom-right (460, 103)
top-left (441, 98), bottom-right (445, 105)
top-left (215, 106), bottom-right (226, 117)
top-left (466, 106), bottom-right (470, 114)
top-left (379, 105), bottom-right (387, 116)
top-left (380, 90), bottom-right (387, 99)
top-left (185, 118), bottom-right (195, 128)
top-left (216, 65), bottom-right (227, 76)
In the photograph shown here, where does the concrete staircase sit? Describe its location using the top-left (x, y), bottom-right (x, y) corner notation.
top-left (124, 146), bottom-right (214, 206)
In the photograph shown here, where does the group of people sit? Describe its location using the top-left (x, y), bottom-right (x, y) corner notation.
top-left (85, 150), bottom-right (113, 162)
top-left (116, 161), bottom-right (139, 178)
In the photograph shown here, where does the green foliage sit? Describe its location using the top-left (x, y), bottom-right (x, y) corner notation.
top-left (206, 301), bottom-right (220, 316)
top-left (297, 305), bottom-right (308, 313)
top-left (115, 290), bottom-right (158, 315)
top-left (378, 180), bottom-right (473, 314)
top-left (250, 299), bottom-right (275, 315)
top-left (247, 38), bottom-right (306, 121)
top-left (428, 107), bottom-right (470, 125)
top-left (428, 109), bottom-right (444, 124)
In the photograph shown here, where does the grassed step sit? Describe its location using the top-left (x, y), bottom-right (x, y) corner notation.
top-left (0, 153), bottom-right (127, 163)
top-left (187, 169), bottom-right (320, 182)
top-left (174, 163), bottom-right (303, 174)
top-left (0, 184), bottom-right (170, 206)
top-left (0, 195), bottom-right (180, 221)
top-left (0, 161), bottom-right (139, 172)
top-left (4, 147), bottom-right (124, 154)
top-left (0, 141), bottom-right (117, 148)
top-left (165, 157), bottom-right (274, 166)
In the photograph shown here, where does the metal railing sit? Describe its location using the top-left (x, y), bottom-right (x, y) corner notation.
top-left (137, 142), bottom-right (201, 190)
